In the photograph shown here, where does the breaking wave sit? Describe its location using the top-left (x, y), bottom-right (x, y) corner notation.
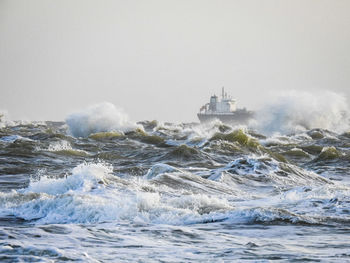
top-left (1, 157), bottom-right (347, 226)
top-left (46, 140), bottom-right (89, 156)
top-left (253, 90), bottom-right (350, 135)
top-left (0, 109), bottom-right (14, 128)
top-left (65, 102), bottom-right (142, 137)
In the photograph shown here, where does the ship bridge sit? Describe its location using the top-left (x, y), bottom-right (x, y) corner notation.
top-left (200, 87), bottom-right (236, 114)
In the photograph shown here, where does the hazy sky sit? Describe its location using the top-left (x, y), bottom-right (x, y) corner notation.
top-left (1, 0), bottom-right (349, 122)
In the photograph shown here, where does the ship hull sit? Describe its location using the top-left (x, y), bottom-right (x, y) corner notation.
top-left (197, 111), bottom-right (254, 124)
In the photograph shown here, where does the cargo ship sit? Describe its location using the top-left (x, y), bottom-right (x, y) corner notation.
top-left (197, 88), bottom-right (254, 124)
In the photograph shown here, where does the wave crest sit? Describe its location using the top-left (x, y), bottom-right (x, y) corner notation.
top-left (65, 102), bottom-right (142, 137)
top-left (253, 90), bottom-right (350, 135)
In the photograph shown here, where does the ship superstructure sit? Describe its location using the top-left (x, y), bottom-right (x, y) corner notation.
top-left (197, 87), bottom-right (253, 124)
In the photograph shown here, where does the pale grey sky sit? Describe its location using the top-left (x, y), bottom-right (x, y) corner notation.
top-left (0, 0), bottom-right (349, 122)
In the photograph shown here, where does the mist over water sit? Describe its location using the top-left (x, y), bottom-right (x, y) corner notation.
top-left (0, 94), bottom-right (350, 262)
top-left (252, 90), bottom-right (350, 135)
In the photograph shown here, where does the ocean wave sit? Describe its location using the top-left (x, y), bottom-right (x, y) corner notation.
top-left (0, 161), bottom-right (233, 224)
top-left (253, 90), bottom-right (350, 135)
top-left (0, 135), bottom-right (33, 143)
top-left (0, 160), bottom-right (348, 227)
top-left (208, 155), bottom-right (331, 187)
top-left (45, 140), bottom-right (89, 156)
top-left (65, 102), bottom-right (142, 138)
top-left (0, 110), bottom-right (15, 128)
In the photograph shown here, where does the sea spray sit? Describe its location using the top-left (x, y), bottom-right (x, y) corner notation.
top-left (65, 102), bottom-right (142, 137)
top-left (252, 90), bottom-right (350, 135)
top-left (0, 109), bottom-right (14, 128)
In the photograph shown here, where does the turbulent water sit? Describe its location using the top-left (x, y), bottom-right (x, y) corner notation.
top-left (1, 103), bottom-right (350, 262)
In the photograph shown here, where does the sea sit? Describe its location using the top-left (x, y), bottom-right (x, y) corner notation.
top-left (1, 97), bottom-right (350, 262)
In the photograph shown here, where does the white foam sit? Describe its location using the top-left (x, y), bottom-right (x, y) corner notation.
top-left (65, 102), bottom-right (142, 137)
top-left (1, 159), bottom-right (347, 226)
top-left (156, 121), bottom-right (241, 148)
top-left (24, 162), bottom-right (113, 195)
top-left (0, 161), bottom-right (233, 224)
top-left (47, 140), bottom-right (73, 151)
top-left (260, 134), bottom-right (304, 146)
top-left (208, 155), bottom-right (331, 188)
